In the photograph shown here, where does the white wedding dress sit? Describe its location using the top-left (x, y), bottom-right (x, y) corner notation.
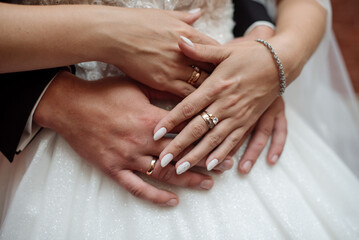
top-left (1, 0), bottom-right (359, 239)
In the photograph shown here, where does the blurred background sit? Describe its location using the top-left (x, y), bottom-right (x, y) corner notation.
top-left (331, 0), bottom-right (359, 98)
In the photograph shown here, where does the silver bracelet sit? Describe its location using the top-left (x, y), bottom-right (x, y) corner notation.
top-left (255, 39), bottom-right (286, 96)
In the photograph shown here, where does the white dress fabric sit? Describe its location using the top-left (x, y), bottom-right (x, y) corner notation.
top-left (1, 0), bottom-right (359, 239)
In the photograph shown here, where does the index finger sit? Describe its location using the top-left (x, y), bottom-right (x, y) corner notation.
top-left (153, 84), bottom-right (215, 141)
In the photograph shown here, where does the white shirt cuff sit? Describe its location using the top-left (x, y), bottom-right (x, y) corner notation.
top-left (244, 21), bottom-right (276, 36)
top-left (16, 77), bottom-right (56, 152)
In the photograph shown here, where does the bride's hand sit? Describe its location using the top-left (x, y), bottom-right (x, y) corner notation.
top-left (34, 71), bottom-right (217, 207)
top-left (98, 7), bottom-right (218, 97)
top-left (152, 36), bottom-right (295, 174)
top-left (228, 97), bottom-right (287, 174)
top-left (223, 26), bottom-right (287, 174)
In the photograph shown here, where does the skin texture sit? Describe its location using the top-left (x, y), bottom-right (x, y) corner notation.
top-left (223, 26), bottom-right (287, 174)
top-left (154, 0), bottom-right (327, 175)
top-left (0, 4), bottom-right (215, 97)
top-left (3, 3), bottom-right (291, 204)
top-left (34, 71), bottom-right (217, 207)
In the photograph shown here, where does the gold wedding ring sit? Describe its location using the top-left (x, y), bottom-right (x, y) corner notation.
top-left (187, 65), bottom-right (201, 87)
top-left (146, 158), bottom-right (157, 175)
top-left (200, 111), bottom-right (219, 129)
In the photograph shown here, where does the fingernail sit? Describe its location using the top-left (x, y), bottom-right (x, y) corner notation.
top-left (161, 153), bottom-right (173, 167)
top-left (153, 127), bottom-right (167, 141)
top-left (200, 180), bottom-right (213, 190)
top-left (207, 159), bottom-right (219, 171)
top-left (242, 161), bottom-right (252, 173)
top-left (271, 155), bottom-right (279, 163)
top-left (180, 36), bottom-right (194, 47)
top-left (176, 162), bottom-right (190, 175)
top-left (166, 199), bottom-right (178, 207)
top-left (188, 8), bottom-right (201, 14)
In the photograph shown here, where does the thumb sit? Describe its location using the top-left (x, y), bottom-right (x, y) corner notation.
top-left (167, 8), bottom-right (201, 25)
top-left (178, 36), bottom-right (228, 65)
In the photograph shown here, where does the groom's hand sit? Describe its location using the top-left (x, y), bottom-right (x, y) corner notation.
top-left (33, 71), bottom-right (214, 207)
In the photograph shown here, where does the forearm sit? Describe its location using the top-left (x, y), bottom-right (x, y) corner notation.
top-left (269, 0), bottom-right (327, 84)
top-left (0, 3), bottom-right (113, 73)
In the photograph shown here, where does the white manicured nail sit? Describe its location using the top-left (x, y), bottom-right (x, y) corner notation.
top-left (271, 155), bottom-right (279, 163)
top-left (153, 127), bottom-right (167, 141)
top-left (161, 153), bottom-right (173, 167)
top-left (166, 199), bottom-right (178, 207)
top-left (188, 8), bottom-right (201, 14)
top-left (200, 180), bottom-right (213, 190)
top-left (207, 159), bottom-right (219, 171)
top-left (176, 162), bottom-right (190, 175)
top-left (242, 161), bottom-right (252, 173)
top-left (180, 36), bottom-right (194, 47)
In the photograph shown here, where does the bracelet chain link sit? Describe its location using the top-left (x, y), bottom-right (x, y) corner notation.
top-left (255, 39), bottom-right (286, 96)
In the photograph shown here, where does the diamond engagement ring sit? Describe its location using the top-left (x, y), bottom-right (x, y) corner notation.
top-left (200, 111), bottom-right (219, 129)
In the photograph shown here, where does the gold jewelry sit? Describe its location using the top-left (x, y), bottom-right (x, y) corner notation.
top-left (200, 111), bottom-right (219, 129)
top-left (187, 65), bottom-right (201, 87)
top-left (146, 158), bottom-right (157, 175)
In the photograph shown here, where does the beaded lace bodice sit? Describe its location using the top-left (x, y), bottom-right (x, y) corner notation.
top-left (16, 0), bottom-right (235, 80)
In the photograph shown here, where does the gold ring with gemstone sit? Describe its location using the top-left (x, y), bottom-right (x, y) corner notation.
top-left (146, 158), bottom-right (157, 175)
top-left (200, 111), bottom-right (219, 129)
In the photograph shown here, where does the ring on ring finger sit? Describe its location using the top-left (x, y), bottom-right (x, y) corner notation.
top-left (146, 158), bottom-right (158, 175)
top-left (187, 65), bottom-right (201, 87)
top-left (200, 111), bottom-right (219, 129)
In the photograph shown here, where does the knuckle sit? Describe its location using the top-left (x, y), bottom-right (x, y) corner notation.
top-left (259, 126), bottom-right (272, 137)
top-left (213, 80), bottom-right (232, 95)
top-left (128, 184), bottom-right (145, 198)
top-left (208, 134), bottom-right (222, 148)
top-left (180, 85), bottom-right (194, 97)
top-left (166, 117), bottom-right (178, 130)
top-left (103, 163), bottom-right (121, 179)
top-left (254, 140), bottom-right (266, 150)
top-left (172, 141), bottom-right (184, 153)
top-left (191, 123), bottom-right (207, 139)
top-left (181, 102), bottom-right (196, 119)
top-left (229, 134), bottom-right (241, 146)
top-left (158, 168), bottom-right (175, 183)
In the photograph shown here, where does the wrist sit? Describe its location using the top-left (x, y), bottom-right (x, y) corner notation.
top-left (87, 6), bottom-right (129, 65)
top-left (33, 71), bottom-right (82, 132)
top-left (266, 35), bottom-right (307, 85)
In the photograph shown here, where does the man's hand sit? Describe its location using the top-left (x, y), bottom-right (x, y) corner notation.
top-left (33, 71), bottom-right (214, 207)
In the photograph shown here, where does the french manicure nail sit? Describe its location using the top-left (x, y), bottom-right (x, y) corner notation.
top-left (188, 8), bottom-right (201, 14)
top-left (200, 180), bottom-right (213, 190)
top-left (242, 161), bottom-right (252, 173)
top-left (153, 127), bottom-right (167, 141)
top-left (271, 155), bottom-right (279, 163)
top-left (161, 153), bottom-right (173, 167)
top-left (207, 159), bottom-right (219, 171)
top-left (166, 199), bottom-right (178, 207)
top-left (180, 36), bottom-right (194, 47)
top-left (176, 162), bottom-right (190, 175)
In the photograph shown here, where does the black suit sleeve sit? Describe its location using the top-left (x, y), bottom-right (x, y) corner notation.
top-left (0, 68), bottom-right (63, 162)
top-left (233, 0), bottom-right (274, 37)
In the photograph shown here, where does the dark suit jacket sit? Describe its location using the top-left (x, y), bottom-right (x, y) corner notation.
top-left (0, 0), bottom-right (273, 162)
